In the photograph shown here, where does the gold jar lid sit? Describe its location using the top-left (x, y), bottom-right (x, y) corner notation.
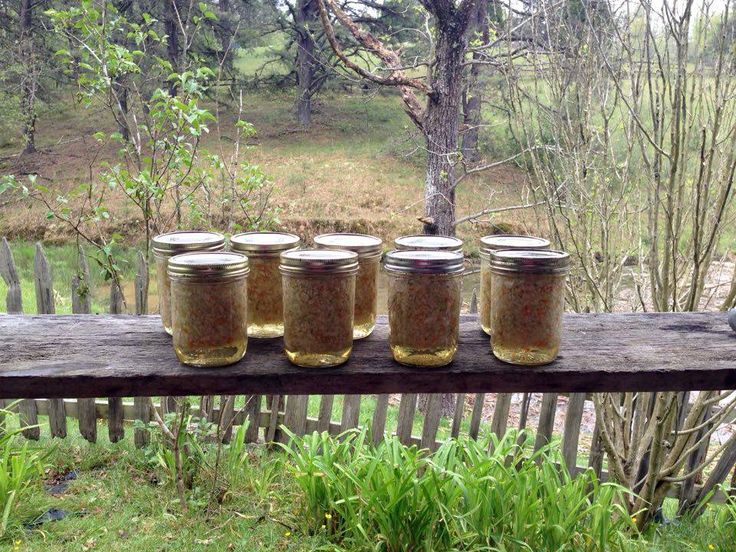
top-left (152, 231), bottom-right (225, 257)
top-left (168, 252), bottom-right (249, 281)
top-left (314, 233), bottom-right (383, 259)
top-left (230, 231), bottom-right (301, 256)
top-left (479, 235), bottom-right (550, 259)
top-left (490, 249), bottom-right (570, 275)
top-left (393, 235), bottom-right (463, 253)
top-left (384, 250), bottom-right (464, 275)
top-left (280, 249), bottom-right (359, 275)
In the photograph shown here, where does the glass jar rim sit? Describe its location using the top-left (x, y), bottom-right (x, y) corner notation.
top-left (153, 231), bottom-right (225, 256)
top-left (384, 249), bottom-right (464, 274)
top-left (168, 252), bottom-right (249, 280)
top-left (280, 249), bottom-right (359, 275)
top-left (393, 234), bottom-right (463, 252)
top-left (314, 233), bottom-right (383, 258)
top-left (230, 231), bottom-right (301, 255)
top-left (490, 249), bottom-right (570, 274)
top-left (480, 234), bottom-right (550, 256)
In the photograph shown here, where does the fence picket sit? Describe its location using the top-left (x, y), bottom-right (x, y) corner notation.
top-left (340, 395), bottom-right (361, 432)
top-left (396, 394), bottom-right (417, 445)
top-left (219, 396), bottom-right (235, 444)
top-left (469, 393), bottom-right (485, 440)
top-left (450, 394), bottom-right (465, 438)
top-left (108, 280), bottom-right (124, 443)
top-left (265, 395), bottom-right (282, 443)
top-left (491, 393), bottom-right (512, 437)
top-left (562, 393), bottom-right (586, 470)
top-left (244, 395), bottom-right (261, 443)
top-left (317, 395), bottom-right (334, 433)
top-left (371, 395), bottom-right (389, 445)
top-left (0, 237), bottom-right (22, 313)
top-left (281, 395), bottom-right (308, 443)
top-left (534, 394), bottom-right (558, 452)
top-left (421, 393), bottom-right (442, 451)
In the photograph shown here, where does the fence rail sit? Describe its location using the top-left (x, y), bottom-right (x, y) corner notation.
top-left (1, 238), bottom-right (736, 511)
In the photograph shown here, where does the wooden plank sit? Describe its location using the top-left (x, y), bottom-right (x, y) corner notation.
top-left (2, 313), bottom-right (736, 399)
top-left (244, 394), bottom-right (261, 443)
top-left (317, 395), bottom-right (334, 433)
top-left (0, 237), bottom-right (23, 313)
top-left (534, 394), bottom-right (558, 452)
top-left (340, 395), bottom-right (361, 432)
top-left (491, 393), bottom-right (512, 437)
top-left (19, 399), bottom-right (39, 440)
top-left (371, 394), bottom-right (389, 445)
top-left (396, 394), bottom-right (417, 445)
top-left (561, 393), bottom-right (586, 470)
top-left (420, 393), bottom-right (442, 451)
top-left (133, 397), bottom-right (150, 447)
top-left (450, 393), bottom-right (465, 438)
top-left (468, 393), bottom-right (485, 440)
top-left (265, 395), bottom-right (282, 443)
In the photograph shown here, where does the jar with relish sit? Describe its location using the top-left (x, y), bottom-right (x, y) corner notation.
top-left (478, 235), bottom-right (550, 335)
top-left (152, 231), bottom-right (225, 335)
top-left (169, 252), bottom-right (249, 367)
top-left (385, 250), bottom-right (464, 367)
top-left (280, 249), bottom-right (359, 367)
top-left (490, 249), bottom-right (569, 365)
top-left (230, 232), bottom-right (301, 338)
top-left (314, 233), bottom-right (382, 339)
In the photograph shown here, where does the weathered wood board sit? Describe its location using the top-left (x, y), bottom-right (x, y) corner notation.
top-left (0, 313), bottom-right (734, 399)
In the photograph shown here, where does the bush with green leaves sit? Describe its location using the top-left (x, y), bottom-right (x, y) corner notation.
top-left (280, 429), bottom-right (636, 552)
top-left (0, 405), bottom-right (46, 539)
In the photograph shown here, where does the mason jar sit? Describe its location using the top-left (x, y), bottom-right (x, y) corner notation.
top-left (230, 231), bottom-right (301, 338)
top-left (490, 249), bottom-right (570, 366)
top-left (384, 250), bottom-right (464, 367)
top-left (280, 250), bottom-right (359, 367)
top-left (314, 233), bottom-right (382, 339)
top-left (152, 231), bottom-right (225, 335)
top-left (479, 235), bottom-right (550, 335)
top-left (394, 234), bottom-right (463, 253)
top-left (168, 252), bottom-right (249, 367)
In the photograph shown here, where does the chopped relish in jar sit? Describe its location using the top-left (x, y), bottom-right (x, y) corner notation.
top-left (490, 249), bottom-right (569, 366)
top-left (169, 252), bottom-right (249, 367)
top-left (314, 233), bottom-right (382, 339)
top-left (152, 231), bottom-right (225, 335)
top-left (231, 232), bottom-right (301, 338)
top-left (478, 235), bottom-right (550, 335)
top-left (280, 249), bottom-right (358, 367)
top-left (385, 250), bottom-right (464, 367)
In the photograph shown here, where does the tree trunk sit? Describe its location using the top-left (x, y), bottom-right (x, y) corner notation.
top-left (113, 0), bottom-right (132, 141)
top-left (20, 0), bottom-right (37, 154)
top-left (295, 0), bottom-right (319, 128)
top-left (422, 17), bottom-right (469, 237)
top-left (461, 0), bottom-right (490, 163)
top-left (165, 0), bottom-right (180, 97)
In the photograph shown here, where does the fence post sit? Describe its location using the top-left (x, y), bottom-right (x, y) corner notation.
top-left (317, 395), bottom-right (334, 433)
top-left (371, 395), bottom-right (389, 445)
top-left (340, 395), bottom-right (361, 432)
top-left (108, 279), bottom-right (125, 443)
top-left (396, 394), bottom-right (417, 445)
top-left (72, 246), bottom-right (97, 443)
top-left (534, 394), bottom-right (558, 453)
top-left (468, 393), bottom-right (485, 440)
top-left (133, 252), bottom-right (151, 448)
top-left (244, 395), bottom-right (262, 443)
top-left (280, 395), bottom-right (308, 443)
top-left (561, 393), bottom-right (586, 471)
top-left (0, 237), bottom-right (22, 313)
top-left (421, 393), bottom-right (442, 451)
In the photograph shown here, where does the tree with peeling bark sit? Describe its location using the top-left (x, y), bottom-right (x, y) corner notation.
top-left (19, 0), bottom-right (39, 154)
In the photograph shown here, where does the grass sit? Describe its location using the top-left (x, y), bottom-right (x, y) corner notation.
top-left (1, 411), bottom-right (734, 551)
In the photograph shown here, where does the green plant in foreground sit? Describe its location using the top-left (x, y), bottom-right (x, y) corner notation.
top-left (281, 428), bottom-right (636, 552)
top-left (0, 405), bottom-right (46, 539)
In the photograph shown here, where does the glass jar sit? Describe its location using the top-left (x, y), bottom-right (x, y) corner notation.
top-left (314, 233), bottom-right (382, 339)
top-left (490, 249), bottom-right (570, 366)
top-left (394, 234), bottom-right (463, 253)
top-left (384, 250), bottom-right (464, 367)
top-left (168, 252), bottom-right (249, 367)
top-left (152, 231), bottom-right (225, 335)
top-left (230, 231), bottom-right (301, 338)
top-left (280, 250), bottom-right (359, 367)
top-left (479, 235), bottom-right (550, 335)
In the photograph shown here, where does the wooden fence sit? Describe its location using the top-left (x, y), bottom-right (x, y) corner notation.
top-left (1, 238), bottom-right (735, 508)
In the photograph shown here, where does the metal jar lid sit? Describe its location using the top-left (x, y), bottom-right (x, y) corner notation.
top-left (384, 250), bottom-right (464, 275)
top-left (480, 235), bottom-right (550, 258)
top-left (168, 252), bottom-right (249, 281)
top-left (230, 231), bottom-right (301, 256)
top-left (314, 233), bottom-right (383, 260)
top-left (393, 235), bottom-right (464, 253)
top-left (280, 249), bottom-right (359, 275)
top-left (152, 231), bottom-right (225, 257)
top-left (489, 249), bottom-right (570, 275)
